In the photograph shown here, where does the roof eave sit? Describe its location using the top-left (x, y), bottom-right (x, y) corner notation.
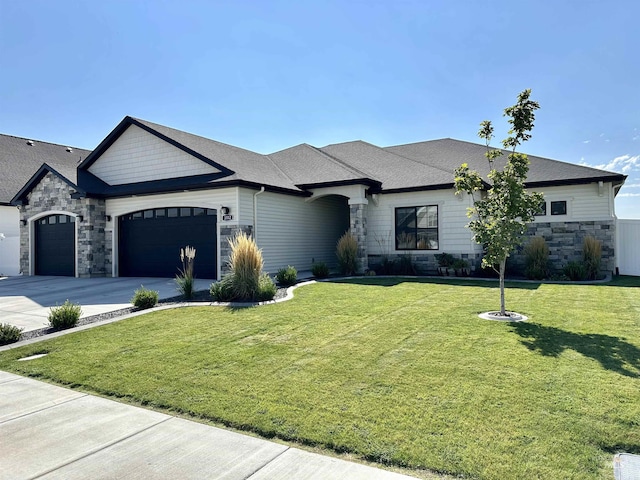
top-left (77, 116), bottom-right (235, 178)
top-left (10, 163), bottom-right (84, 206)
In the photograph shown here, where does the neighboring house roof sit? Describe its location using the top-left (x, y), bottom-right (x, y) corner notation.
top-left (385, 138), bottom-right (626, 188)
top-left (6, 118), bottom-right (627, 205)
top-left (0, 134), bottom-right (90, 205)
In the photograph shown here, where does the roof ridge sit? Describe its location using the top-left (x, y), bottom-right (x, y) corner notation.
top-left (0, 132), bottom-right (91, 152)
top-left (264, 152), bottom-right (297, 186)
top-left (311, 144), bottom-right (376, 180)
top-left (131, 117), bottom-right (264, 158)
top-left (358, 139), bottom-right (457, 177)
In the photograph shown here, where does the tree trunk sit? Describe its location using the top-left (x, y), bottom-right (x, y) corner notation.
top-left (499, 257), bottom-right (506, 316)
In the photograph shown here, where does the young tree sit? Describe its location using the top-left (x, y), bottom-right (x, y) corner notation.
top-left (454, 89), bottom-right (543, 316)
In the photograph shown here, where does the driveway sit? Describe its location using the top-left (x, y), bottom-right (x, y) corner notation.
top-left (0, 276), bottom-right (213, 332)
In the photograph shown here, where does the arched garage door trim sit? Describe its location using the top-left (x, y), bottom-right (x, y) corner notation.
top-left (117, 207), bottom-right (217, 278)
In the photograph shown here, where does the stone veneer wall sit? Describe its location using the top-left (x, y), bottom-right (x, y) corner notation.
top-left (19, 172), bottom-right (107, 277)
top-left (368, 252), bottom-right (483, 275)
top-left (349, 203), bottom-right (368, 273)
top-left (219, 224), bottom-right (253, 275)
top-left (511, 220), bottom-right (616, 275)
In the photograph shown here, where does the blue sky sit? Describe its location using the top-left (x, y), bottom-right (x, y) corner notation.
top-left (1, 0), bottom-right (638, 217)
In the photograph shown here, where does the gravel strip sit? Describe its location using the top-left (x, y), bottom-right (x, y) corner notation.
top-left (18, 287), bottom-right (290, 342)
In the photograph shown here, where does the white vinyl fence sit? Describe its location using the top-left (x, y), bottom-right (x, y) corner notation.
top-left (617, 219), bottom-right (640, 276)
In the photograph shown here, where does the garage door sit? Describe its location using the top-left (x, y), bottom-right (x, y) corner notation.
top-left (35, 214), bottom-right (75, 276)
top-left (119, 207), bottom-right (217, 278)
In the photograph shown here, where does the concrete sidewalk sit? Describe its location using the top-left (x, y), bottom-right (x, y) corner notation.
top-left (0, 371), bottom-right (417, 479)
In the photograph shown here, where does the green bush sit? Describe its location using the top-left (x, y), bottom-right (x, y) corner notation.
top-left (435, 252), bottom-right (455, 267)
top-left (311, 261), bottom-right (330, 278)
top-left (336, 232), bottom-right (358, 275)
top-left (176, 245), bottom-right (196, 299)
top-left (48, 300), bottom-right (82, 329)
top-left (256, 273), bottom-right (277, 301)
top-left (0, 323), bottom-right (23, 345)
top-left (564, 261), bottom-right (588, 281)
top-left (210, 275), bottom-right (236, 302)
top-left (397, 254), bottom-right (416, 275)
top-left (131, 285), bottom-right (159, 309)
top-left (452, 258), bottom-right (470, 276)
top-left (275, 265), bottom-right (297, 286)
top-left (524, 236), bottom-right (550, 280)
top-left (583, 235), bottom-right (602, 280)
top-left (375, 256), bottom-right (396, 275)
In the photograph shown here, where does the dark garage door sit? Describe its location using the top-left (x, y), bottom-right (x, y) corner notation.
top-left (119, 207), bottom-right (217, 278)
top-left (35, 214), bottom-right (75, 276)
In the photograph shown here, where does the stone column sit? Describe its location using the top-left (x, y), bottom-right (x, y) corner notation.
top-left (218, 224), bottom-right (253, 276)
top-left (348, 199), bottom-right (368, 273)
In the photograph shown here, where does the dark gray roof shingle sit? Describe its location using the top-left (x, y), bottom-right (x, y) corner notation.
top-left (0, 134), bottom-right (90, 204)
top-left (385, 138), bottom-right (625, 187)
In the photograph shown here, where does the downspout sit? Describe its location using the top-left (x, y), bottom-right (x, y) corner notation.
top-left (253, 186), bottom-right (265, 241)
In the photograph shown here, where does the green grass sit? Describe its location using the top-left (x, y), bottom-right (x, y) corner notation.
top-left (1, 276), bottom-right (639, 479)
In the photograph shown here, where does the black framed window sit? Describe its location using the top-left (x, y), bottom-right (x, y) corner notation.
top-left (535, 201), bottom-right (547, 217)
top-left (395, 206), bottom-right (438, 250)
top-left (551, 201), bottom-right (567, 216)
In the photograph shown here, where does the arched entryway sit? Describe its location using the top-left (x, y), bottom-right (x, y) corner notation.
top-left (34, 214), bottom-right (75, 276)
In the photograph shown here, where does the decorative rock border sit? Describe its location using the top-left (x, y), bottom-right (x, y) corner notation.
top-left (478, 311), bottom-right (528, 322)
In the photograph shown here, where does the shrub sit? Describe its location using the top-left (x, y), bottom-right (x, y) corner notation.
top-left (564, 261), bottom-right (588, 281)
top-left (275, 265), bottom-right (297, 286)
top-left (336, 232), bottom-right (358, 275)
top-left (228, 231), bottom-right (263, 300)
top-left (176, 245), bottom-right (196, 299)
top-left (583, 235), bottom-right (602, 280)
top-left (311, 261), bottom-right (330, 278)
top-left (48, 300), bottom-right (82, 329)
top-left (0, 323), bottom-right (23, 345)
top-left (397, 254), bottom-right (416, 275)
top-left (375, 256), bottom-right (396, 275)
top-left (210, 275), bottom-right (236, 302)
top-left (452, 258), bottom-right (470, 276)
top-left (256, 273), bottom-right (277, 301)
top-left (435, 252), bottom-right (455, 267)
top-left (131, 285), bottom-right (159, 309)
top-left (523, 236), bottom-right (550, 280)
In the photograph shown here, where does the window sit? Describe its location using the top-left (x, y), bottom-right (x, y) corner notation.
top-left (551, 201), bottom-right (567, 216)
top-left (535, 201), bottom-right (547, 217)
top-left (143, 210), bottom-right (154, 219)
top-left (395, 206), bottom-right (438, 250)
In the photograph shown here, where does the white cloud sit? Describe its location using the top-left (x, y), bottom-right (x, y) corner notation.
top-left (622, 183), bottom-right (640, 188)
top-left (595, 154), bottom-right (640, 173)
top-left (618, 192), bottom-right (640, 197)
top-left (583, 140), bottom-right (591, 144)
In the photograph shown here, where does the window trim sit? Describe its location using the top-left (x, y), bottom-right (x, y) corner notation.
top-left (550, 200), bottom-right (567, 216)
top-left (394, 205), bottom-right (439, 251)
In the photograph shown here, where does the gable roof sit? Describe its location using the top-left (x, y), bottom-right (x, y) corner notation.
top-left (78, 117), bottom-right (299, 195)
top-left (386, 138), bottom-right (626, 188)
top-left (0, 134), bottom-right (90, 205)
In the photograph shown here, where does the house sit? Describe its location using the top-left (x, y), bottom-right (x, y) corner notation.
top-left (9, 116), bottom-right (627, 279)
top-left (0, 135), bottom-right (90, 275)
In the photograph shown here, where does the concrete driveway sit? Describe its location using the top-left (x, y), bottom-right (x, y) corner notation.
top-left (0, 276), bottom-right (213, 332)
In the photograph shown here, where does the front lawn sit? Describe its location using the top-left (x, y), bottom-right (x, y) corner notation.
top-left (1, 277), bottom-right (639, 479)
